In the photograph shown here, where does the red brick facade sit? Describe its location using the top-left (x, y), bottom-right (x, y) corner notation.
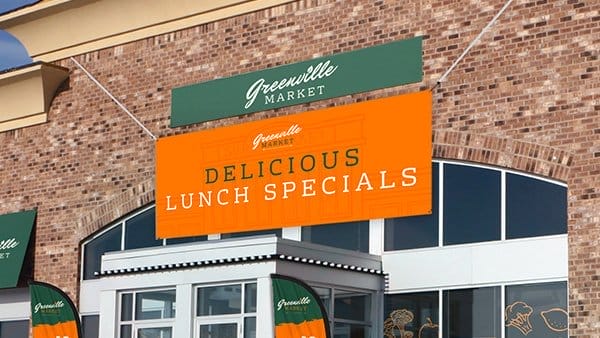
top-left (0, 0), bottom-right (597, 336)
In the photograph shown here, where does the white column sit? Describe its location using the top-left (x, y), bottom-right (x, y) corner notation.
top-left (99, 290), bottom-right (117, 338)
top-left (174, 284), bottom-right (193, 338)
top-left (282, 226), bottom-right (301, 241)
top-left (256, 276), bottom-right (274, 338)
top-left (369, 218), bottom-right (384, 255)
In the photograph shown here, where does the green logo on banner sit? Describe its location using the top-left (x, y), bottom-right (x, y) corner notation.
top-left (272, 274), bottom-right (331, 338)
top-left (30, 282), bottom-right (82, 338)
top-left (171, 36), bottom-right (423, 127)
top-left (0, 210), bottom-right (35, 289)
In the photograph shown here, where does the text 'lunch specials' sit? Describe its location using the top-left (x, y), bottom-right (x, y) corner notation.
top-left (164, 147), bottom-right (418, 209)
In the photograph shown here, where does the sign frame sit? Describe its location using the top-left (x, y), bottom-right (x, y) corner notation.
top-left (171, 37), bottom-right (423, 127)
top-left (157, 91), bottom-right (432, 238)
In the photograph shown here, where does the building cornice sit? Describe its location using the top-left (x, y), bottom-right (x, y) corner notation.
top-left (0, 0), bottom-right (294, 62)
top-left (0, 62), bottom-right (69, 132)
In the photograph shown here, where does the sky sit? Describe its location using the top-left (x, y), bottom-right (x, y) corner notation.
top-left (0, 0), bottom-right (38, 71)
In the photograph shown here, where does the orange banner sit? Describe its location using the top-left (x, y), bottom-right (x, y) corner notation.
top-left (156, 91), bottom-right (431, 238)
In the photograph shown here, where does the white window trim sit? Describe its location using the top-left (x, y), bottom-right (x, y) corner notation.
top-left (193, 280), bottom-right (257, 338)
top-left (117, 287), bottom-right (177, 338)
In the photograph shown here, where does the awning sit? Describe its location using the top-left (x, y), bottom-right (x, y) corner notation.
top-left (0, 209), bottom-right (35, 288)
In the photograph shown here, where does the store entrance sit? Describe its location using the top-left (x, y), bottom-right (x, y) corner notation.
top-left (83, 236), bottom-right (385, 338)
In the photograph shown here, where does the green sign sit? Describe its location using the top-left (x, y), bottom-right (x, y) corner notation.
top-left (272, 274), bottom-right (331, 338)
top-left (30, 281), bottom-right (82, 338)
top-left (171, 36), bottom-right (423, 127)
top-left (0, 210), bottom-right (35, 289)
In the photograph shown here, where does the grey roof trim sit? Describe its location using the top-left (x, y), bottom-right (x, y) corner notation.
top-left (96, 253), bottom-right (386, 277)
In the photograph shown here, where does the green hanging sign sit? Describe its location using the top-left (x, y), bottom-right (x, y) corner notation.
top-left (171, 36), bottom-right (423, 127)
top-left (30, 281), bottom-right (82, 338)
top-left (0, 209), bottom-right (36, 289)
top-left (272, 274), bottom-right (331, 338)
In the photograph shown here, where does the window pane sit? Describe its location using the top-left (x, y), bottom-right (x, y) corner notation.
top-left (333, 323), bottom-right (369, 338)
top-left (505, 282), bottom-right (567, 338)
top-left (120, 324), bottom-right (132, 338)
top-left (302, 221), bottom-right (369, 252)
top-left (124, 208), bottom-right (161, 250)
top-left (443, 164), bottom-right (501, 245)
top-left (384, 291), bottom-right (439, 338)
top-left (83, 224), bottom-right (122, 280)
top-left (245, 283), bottom-right (257, 313)
top-left (137, 327), bottom-right (172, 338)
top-left (197, 285), bottom-right (242, 316)
top-left (443, 287), bottom-right (500, 338)
top-left (135, 290), bottom-right (176, 320)
top-left (221, 229), bottom-right (281, 239)
top-left (121, 293), bottom-right (133, 321)
top-left (82, 315), bottom-right (99, 338)
top-left (199, 323), bottom-right (237, 338)
top-left (507, 174), bottom-right (567, 239)
top-left (0, 320), bottom-right (28, 338)
top-left (313, 287), bottom-right (332, 316)
top-left (334, 291), bottom-right (369, 322)
top-left (244, 317), bottom-right (256, 338)
top-left (166, 235), bottom-right (207, 245)
top-left (385, 163), bottom-right (439, 250)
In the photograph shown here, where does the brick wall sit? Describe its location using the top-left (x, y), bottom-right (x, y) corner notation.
top-left (0, 0), bottom-right (597, 335)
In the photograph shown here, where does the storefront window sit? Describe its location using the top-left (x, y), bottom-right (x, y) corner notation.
top-left (443, 164), bottom-right (501, 245)
top-left (118, 289), bottom-right (176, 338)
top-left (334, 323), bottom-right (370, 338)
top-left (443, 287), bottom-right (500, 338)
top-left (165, 235), bottom-right (208, 245)
top-left (220, 229), bottom-right (281, 239)
top-left (125, 208), bottom-right (161, 250)
top-left (316, 286), bottom-right (372, 338)
top-left (302, 221), bottom-right (369, 252)
top-left (120, 324), bottom-right (132, 338)
top-left (384, 291), bottom-right (439, 338)
top-left (82, 315), bottom-right (99, 338)
top-left (384, 162), bottom-right (567, 252)
top-left (334, 290), bottom-right (371, 338)
top-left (385, 163), bottom-right (439, 250)
top-left (199, 323), bottom-right (236, 338)
top-left (135, 290), bottom-right (176, 320)
top-left (195, 282), bottom-right (257, 338)
top-left (83, 224), bottom-right (122, 280)
top-left (137, 327), bottom-right (172, 338)
top-left (244, 317), bottom-right (256, 338)
top-left (505, 282), bottom-right (567, 338)
top-left (0, 320), bottom-right (28, 338)
top-left (506, 174), bottom-right (567, 239)
top-left (313, 286), bottom-right (332, 315)
top-left (197, 284), bottom-right (242, 316)
top-left (244, 283), bottom-right (257, 313)
top-left (386, 283), bottom-right (567, 338)
top-left (335, 290), bottom-right (370, 322)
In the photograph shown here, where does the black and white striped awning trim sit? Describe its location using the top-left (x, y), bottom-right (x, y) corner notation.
top-left (275, 255), bottom-right (385, 276)
top-left (96, 254), bottom-right (385, 277)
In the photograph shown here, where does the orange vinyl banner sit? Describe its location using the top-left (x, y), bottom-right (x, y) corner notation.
top-left (156, 91), bottom-right (431, 238)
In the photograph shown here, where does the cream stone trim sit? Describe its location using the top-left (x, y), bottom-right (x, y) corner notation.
top-left (0, 63), bottom-right (69, 132)
top-left (0, 0), bottom-right (75, 21)
top-left (1, 0), bottom-right (294, 62)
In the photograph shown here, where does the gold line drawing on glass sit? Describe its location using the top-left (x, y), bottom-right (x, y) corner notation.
top-left (540, 308), bottom-right (568, 332)
top-left (386, 309), bottom-right (414, 338)
top-left (505, 301), bottom-right (534, 335)
top-left (417, 317), bottom-right (438, 338)
top-left (384, 317), bottom-right (396, 338)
